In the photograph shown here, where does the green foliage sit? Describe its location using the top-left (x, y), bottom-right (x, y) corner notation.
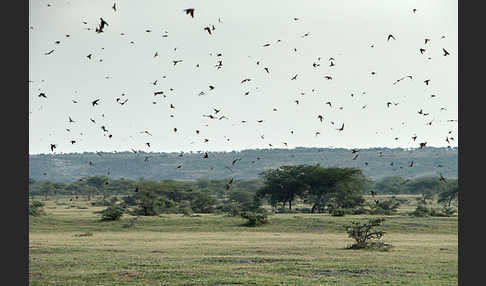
top-left (374, 176), bottom-right (410, 194)
top-left (258, 165), bottom-right (368, 213)
top-left (122, 217), bottom-right (139, 228)
top-left (438, 180), bottom-right (458, 207)
top-left (74, 232), bottom-right (93, 237)
top-left (98, 205), bottom-right (125, 221)
top-left (187, 189), bottom-right (217, 213)
top-left (331, 208), bottom-right (347, 217)
top-left (411, 205), bottom-right (456, 217)
top-left (369, 199), bottom-right (400, 215)
top-left (29, 200), bottom-right (45, 216)
top-left (240, 210), bottom-right (269, 227)
top-left (344, 218), bottom-right (390, 249)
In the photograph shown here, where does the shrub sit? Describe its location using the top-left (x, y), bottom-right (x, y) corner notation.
top-left (411, 205), bottom-right (430, 217)
top-left (351, 207), bottom-right (371, 215)
top-left (241, 211), bottom-right (268, 227)
top-left (122, 217), bottom-right (139, 228)
top-left (331, 208), bottom-right (346, 216)
top-left (410, 205), bottom-right (450, 217)
top-left (91, 199), bottom-right (112, 206)
top-left (370, 199), bottom-right (400, 215)
top-left (344, 218), bottom-right (391, 250)
top-left (74, 232), bottom-right (93, 237)
top-left (441, 206), bottom-right (457, 216)
top-left (98, 205), bottom-right (125, 221)
top-left (29, 201), bottom-right (45, 216)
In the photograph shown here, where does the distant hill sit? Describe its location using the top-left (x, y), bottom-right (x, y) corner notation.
top-left (29, 147), bottom-right (457, 183)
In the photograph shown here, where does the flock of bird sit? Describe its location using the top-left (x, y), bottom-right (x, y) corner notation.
top-left (30, 3), bottom-right (456, 188)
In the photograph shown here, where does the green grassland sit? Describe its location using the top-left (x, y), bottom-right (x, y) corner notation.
top-left (29, 196), bottom-right (457, 285)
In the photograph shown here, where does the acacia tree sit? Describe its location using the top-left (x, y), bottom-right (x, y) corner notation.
top-left (303, 167), bottom-right (369, 212)
top-left (257, 165), bottom-right (311, 211)
top-left (405, 177), bottom-right (446, 204)
top-left (438, 179), bottom-right (458, 207)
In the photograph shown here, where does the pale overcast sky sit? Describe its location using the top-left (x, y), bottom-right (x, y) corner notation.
top-left (29, 0), bottom-right (457, 154)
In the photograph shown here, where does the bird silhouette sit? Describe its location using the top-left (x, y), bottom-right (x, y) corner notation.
top-left (45, 50), bottom-right (55, 55)
top-left (184, 8), bottom-right (194, 18)
top-left (387, 34), bottom-right (396, 41)
top-left (112, 2), bottom-right (116, 12)
top-left (424, 79), bottom-right (430, 85)
top-left (68, 116), bottom-right (75, 123)
top-left (38, 92), bottom-right (47, 98)
top-left (92, 99), bottom-right (100, 106)
top-left (324, 76), bottom-right (332, 80)
top-left (50, 144), bottom-right (56, 152)
top-left (443, 48), bottom-right (450, 56)
top-left (439, 174), bottom-right (447, 183)
top-left (420, 48), bottom-right (426, 54)
top-left (204, 27), bottom-right (212, 35)
top-left (96, 18), bottom-right (109, 33)
top-left (317, 115), bottom-right (323, 122)
top-left (291, 74), bottom-right (298, 80)
top-left (336, 123), bottom-right (344, 131)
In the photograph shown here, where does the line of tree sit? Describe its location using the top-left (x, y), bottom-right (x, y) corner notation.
top-left (29, 165), bottom-right (458, 215)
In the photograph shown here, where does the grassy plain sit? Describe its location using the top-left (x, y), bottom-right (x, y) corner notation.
top-left (29, 196), bottom-right (457, 285)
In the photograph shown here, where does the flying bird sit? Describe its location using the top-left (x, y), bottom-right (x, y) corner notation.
top-left (203, 26), bottom-right (212, 35)
top-left (184, 8), bottom-right (194, 18)
top-left (50, 144), bottom-right (56, 152)
top-left (424, 79), bottom-right (430, 85)
top-left (291, 74), bottom-right (298, 80)
top-left (387, 34), bottom-right (396, 41)
top-left (443, 48), bottom-right (450, 56)
top-left (45, 50), bottom-right (55, 55)
top-left (336, 123), bottom-right (344, 131)
top-left (112, 2), bottom-right (116, 11)
top-left (96, 18), bottom-right (109, 33)
top-left (439, 174), bottom-right (447, 183)
top-left (92, 99), bottom-right (100, 106)
top-left (38, 92), bottom-right (47, 98)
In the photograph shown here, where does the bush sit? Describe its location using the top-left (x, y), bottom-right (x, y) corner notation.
top-left (331, 208), bottom-right (346, 216)
top-left (122, 217), bottom-right (139, 228)
top-left (344, 218), bottom-right (391, 250)
top-left (241, 211), bottom-right (268, 227)
top-left (441, 206), bottom-right (457, 216)
top-left (74, 232), bottom-right (93, 237)
top-left (350, 207), bottom-right (371, 215)
top-left (98, 205), bottom-right (125, 221)
top-left (91, 199), bottom-right (112, 206)
top-left (370, 199), bottom-right (400, 215)
top-left (29, 201), bottom-right (45, 216)
top-left (411, 205), bottom-right (430, 217)
top-left (410, 205), bottom-right (453, 217)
